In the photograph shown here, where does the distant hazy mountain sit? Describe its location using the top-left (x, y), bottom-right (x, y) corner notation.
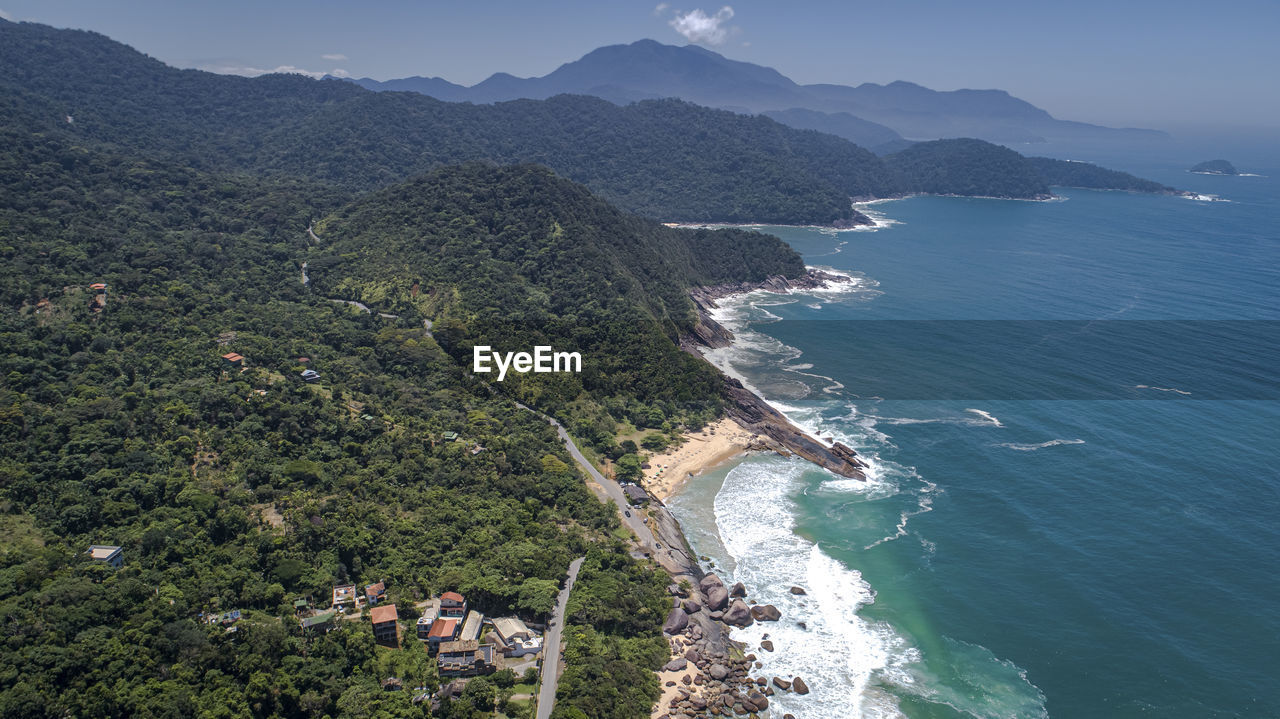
top-left (349, 39), bottom-right (1168, 145)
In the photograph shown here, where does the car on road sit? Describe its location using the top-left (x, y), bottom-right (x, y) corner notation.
top-left (624, 510), bottom-right (631, 517)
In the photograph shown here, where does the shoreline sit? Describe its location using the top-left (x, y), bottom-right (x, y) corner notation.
top-left (640, 417), bottom-right (761, 502)
top-left (642, 267), bottom-right (875, 718)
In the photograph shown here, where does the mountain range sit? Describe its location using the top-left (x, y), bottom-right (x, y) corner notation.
top-left (348, 39), bottom-right (1169, 150)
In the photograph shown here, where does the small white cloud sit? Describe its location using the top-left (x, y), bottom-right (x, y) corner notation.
top-left (322, 53), bottom-right (347, 61)
top-left (669, 6), bottom-right (736, 46)
top-left (0, 8), bottom-right (13, 21)
top-left (329, 68), bottom-right (351, 78)
top-left (653, 3), bottom-right (669, 15)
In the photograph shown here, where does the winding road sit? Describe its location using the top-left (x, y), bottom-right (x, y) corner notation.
top-left (536, 556), bottom-right (584, 719)
top-left (516, 404), bottom-right (657, 548)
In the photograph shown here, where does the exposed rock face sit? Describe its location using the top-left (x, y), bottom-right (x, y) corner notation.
top-left (792, 676), bottom-right (810, 695)
top-left (700, 574), bottom-right (730, 611)
top-left (722, 599), bottom-right (754, 627)
top-left (683, 598), bottom-right (702, 614)
top-left (750, 604), bottom-right (781, 622)
top-left (663, 608), bottom-right (689, 635)
top-left (789, 586), bottom-right (807, 595)
top-left (730, 582), bottom-right (747, 598)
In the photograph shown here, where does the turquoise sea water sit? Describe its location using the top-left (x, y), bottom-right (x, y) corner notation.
top-left (668, 153), bottom-right (1280, 718)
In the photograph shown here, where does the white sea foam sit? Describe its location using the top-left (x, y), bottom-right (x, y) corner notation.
top-left (1182, 193), bottom-right (1230, 202)
top-left (995, 438), bottom-right (1086, 451)
top-left (964, 408), bottom-right (1004, 427)
top-left (1135, 384), bottom-right (1192, 395)
top-left (713, 460), bottom-right (911, 718)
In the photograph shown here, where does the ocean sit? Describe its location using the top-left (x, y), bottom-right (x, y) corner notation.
top-left (667, 143), bottom-right (1280, 718)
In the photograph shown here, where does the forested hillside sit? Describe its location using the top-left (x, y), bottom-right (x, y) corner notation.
top-left (0, 101), bottom-right (801, 718)
top-left (0, 19), bottom-right (1180, 225)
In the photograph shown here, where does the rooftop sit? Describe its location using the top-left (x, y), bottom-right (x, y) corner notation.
top-left (370, 604), bottom-right (398, 624)
top-left (438, 639), bottom-right (479, 654)
top-left (87, 545), bottom-right (121, 560)
top-left (427, 618), bottom-right (459, 638)
top-left (441, 591), bottom-right (464, 604)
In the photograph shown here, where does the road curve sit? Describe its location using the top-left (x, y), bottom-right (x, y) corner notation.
top-left (536, 556), bottom-right (584, 719)
top-left (517, 404), bottom-right (657, 548)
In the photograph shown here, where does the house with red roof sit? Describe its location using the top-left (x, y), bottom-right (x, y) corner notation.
top-left (370, 603), bottom-right (399, 646)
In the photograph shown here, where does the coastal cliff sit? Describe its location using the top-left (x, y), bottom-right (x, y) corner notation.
top-left (683, 269), bottom-right (869, 480)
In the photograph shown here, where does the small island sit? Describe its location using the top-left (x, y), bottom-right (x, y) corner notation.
top-left (1191, 159), bottom-right (1238, 175)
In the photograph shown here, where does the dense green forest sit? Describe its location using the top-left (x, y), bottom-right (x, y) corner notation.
top-left (0, 100), bottom-right (797, 716)
top-left (0, 19), bottom-right (1180, 226)
top-left (1028, 156), bottom-right (1181, 193)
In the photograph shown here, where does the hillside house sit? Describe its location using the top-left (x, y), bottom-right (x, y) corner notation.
top-left (417, 606), bottom-right (438, 640)
top-left (437, 640), bottom-right (496, 677)
top-left (221, 352), bottom-right (244, 368)
top-left (371, 604), bottom-right (399, 645)
top-left (87, 545), bottom-right (123, 568)
top-left (301, 369), bottom-right (320, 382)
top-left (491, 617), bottom-right (543, 657)
top-left (365, 581), bottom-right (387, 605)
top-left (333, 584), bottom-right (357, 610)
top-left (425, 618), bottom-right (460, 653)
top-left (440, 591), bottom-right (466, 618)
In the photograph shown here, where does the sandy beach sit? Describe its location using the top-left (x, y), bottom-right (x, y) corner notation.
top-left (642, 417), bottom-right (757, 501)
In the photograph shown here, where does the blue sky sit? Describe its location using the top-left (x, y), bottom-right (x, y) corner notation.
top-left (3, 0), bottom-right (1277, 129)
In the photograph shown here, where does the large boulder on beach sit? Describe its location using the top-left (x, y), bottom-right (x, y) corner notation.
top-left (663, 608), bottom-right (689, 635)
top-left (722, 599), bottom-right (754, 627)
top-left (730, 582), bottom-right (747, 598)
top-left (704, 584), bottom-right (729, 611)
top-left (700, 574), bottom-right (729, 611)
top-left (791, 676), bottom-right (810, 695)
top-left (751, 604), bottom-right (781, 622)
top-left (663, 657), bottom-right (688, 672)
top-left (709, 664), bottom-right (730, 681)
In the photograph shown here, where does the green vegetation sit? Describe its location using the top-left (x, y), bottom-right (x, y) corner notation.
top-left (0, 20), bottom-right (1179, 232)
top-left (1030, 157), bottom-right (1181, 193)
top-left (0, 103), bottom-right (768, 717)
top-left (884, 138), bottom-right (1052, 199)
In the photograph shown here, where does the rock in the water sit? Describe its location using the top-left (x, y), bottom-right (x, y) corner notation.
top-left (750, 604), bottom-right (781, 622)
top-left (683, 599), bottom-right (702, 614)
top-left (789, 586), bottom-right (807, 595)
top-left (663, 657), bottom-right (688, 672)
top-left (730, 582), bottom-right (747, 598)
top-left (791, 676), bottom-right (809, 695)
top-left (663, 608), bottom-right (689, 635)
top-left (760, 640), bottom-right (774, 652)
top-left (746, 690), bottom-right (768, 711)
top-left (722, 599), bottom-right (754, 627)
top-left (772, 677), bottom-right (791, 690)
